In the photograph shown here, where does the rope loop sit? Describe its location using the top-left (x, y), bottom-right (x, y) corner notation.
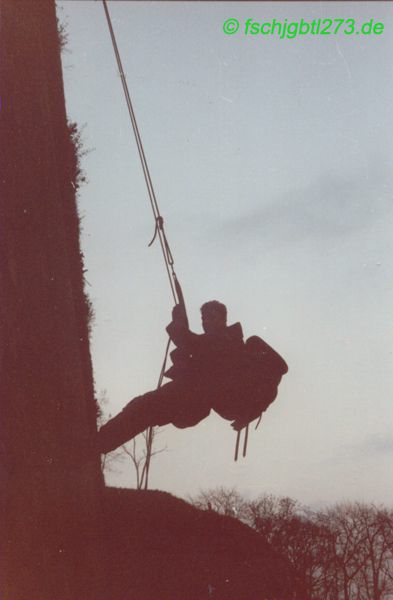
top-left (147, 215), bottom-right (175, 270)
top-left (148, 215), bottom-right (164, 247)
top-left (162, 229), bottom-right (174, 267)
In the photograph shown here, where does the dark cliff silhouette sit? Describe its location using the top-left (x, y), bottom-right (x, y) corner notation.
top-left (0, 2), bottom-right (292, 598)
top-left (0, 2), bottom-right (105, 598)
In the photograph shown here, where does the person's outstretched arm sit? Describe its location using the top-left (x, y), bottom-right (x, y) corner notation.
top-left (166, 304), bottom-right (200, 351)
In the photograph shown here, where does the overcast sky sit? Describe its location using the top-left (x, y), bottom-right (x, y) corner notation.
top-left (58, 1), bottom-right (393, 507)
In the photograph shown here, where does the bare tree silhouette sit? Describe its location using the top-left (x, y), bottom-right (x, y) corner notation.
top-left (98, 390), bottom-right (166, 489)
top-left (190, 489), bottom-right (393, 600)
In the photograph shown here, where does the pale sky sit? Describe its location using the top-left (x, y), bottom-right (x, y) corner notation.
top-left (58, 1), bottom-right (393, 507)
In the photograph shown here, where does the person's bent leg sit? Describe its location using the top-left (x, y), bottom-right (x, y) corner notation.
top-left (98, 384), bottom-right (178, 454)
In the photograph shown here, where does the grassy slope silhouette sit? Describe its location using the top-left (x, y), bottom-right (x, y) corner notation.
top-left (103, 487), bottom-right (292, 600)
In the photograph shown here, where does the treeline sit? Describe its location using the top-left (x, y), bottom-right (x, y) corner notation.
top-left (190, 488), bottom-right (393, 600)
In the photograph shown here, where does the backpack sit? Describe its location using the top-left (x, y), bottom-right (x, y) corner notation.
top-left (213, 335), bottom-right (288, 424)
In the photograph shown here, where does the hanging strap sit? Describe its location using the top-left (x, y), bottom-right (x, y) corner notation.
top-left (234, 424), bottom-right (250, 461)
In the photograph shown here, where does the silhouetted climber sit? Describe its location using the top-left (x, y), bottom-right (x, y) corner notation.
top-left (98, 300), bottom-right (288, 454)
top-left (99, 3), bottom-right (288, 460)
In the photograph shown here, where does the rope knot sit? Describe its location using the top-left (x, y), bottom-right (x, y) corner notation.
top-left (148, 215), bottom-right (164, 247)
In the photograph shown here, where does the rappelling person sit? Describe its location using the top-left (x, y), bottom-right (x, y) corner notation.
top-left (98, 296), bottom-right (288, 454)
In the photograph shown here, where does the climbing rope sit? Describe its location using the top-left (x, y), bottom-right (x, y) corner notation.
top-left (102, 0), bottom-right (249, 476)
top-left (102, 0), bottom-right (179, 305)
top-left (141, 336), bottom-right (171, 489)
top-left (102, 0), bottom-right (180, 487)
